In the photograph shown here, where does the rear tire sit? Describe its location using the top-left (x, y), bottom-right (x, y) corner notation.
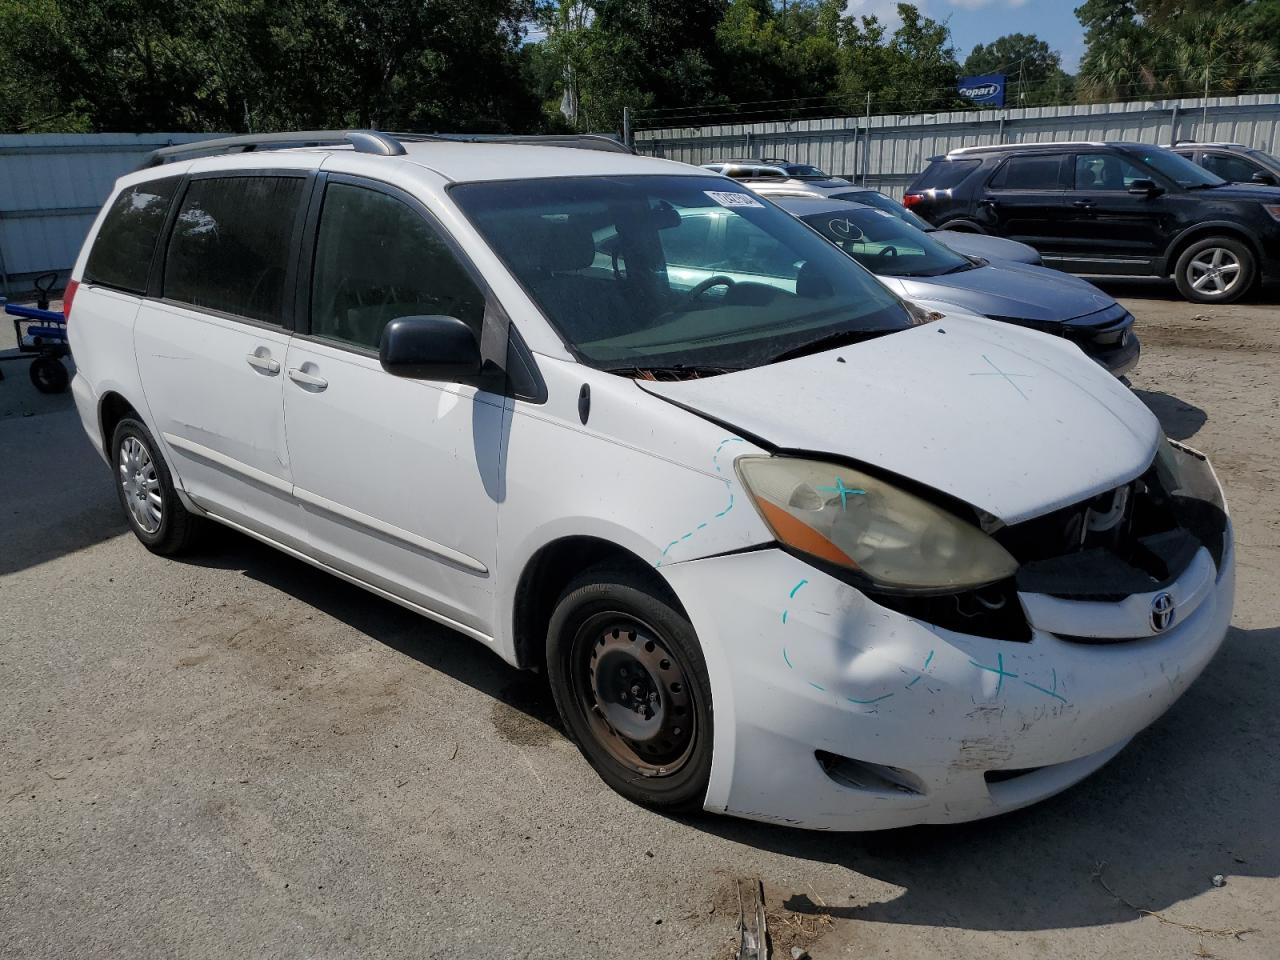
top-left (111, 417), bottom-right (202, 555)
top-left (1173, 236), bottom-right (1254, 304)
top-left (546, 565), bottom-right (713, 812)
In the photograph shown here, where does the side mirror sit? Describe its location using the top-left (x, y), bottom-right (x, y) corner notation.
top-left (1127, 178), bottom-right (1161, 196)
top-left (379, 315), bottom-right (481, 381)
top-left (1251, 171), bottom-right (1277, 186)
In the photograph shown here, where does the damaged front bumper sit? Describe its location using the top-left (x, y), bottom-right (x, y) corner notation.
top-left (662, 529), bottom-right (1234, 831)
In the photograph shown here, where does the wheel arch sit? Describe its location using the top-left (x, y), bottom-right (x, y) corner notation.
top-left (98, 390), bottom-right (141, 459)
top-left (1163, 222), bottom-right (1261, 278)
top-left (511, 535), bottom-right (684, 671)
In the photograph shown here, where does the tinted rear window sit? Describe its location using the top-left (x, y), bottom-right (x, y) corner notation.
top-left (84, 179), bottom-right (180, 293)
top-left (163, 176), bottom-right (305, 325)
top-left (989, 155), bottom-right (1065, 190)
top-left (911, 159), bottom-right (980, 191)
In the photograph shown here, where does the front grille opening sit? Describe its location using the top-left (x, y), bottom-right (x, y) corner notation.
top-left (816, 750), bottom-right (926, 796)
top-left (997, 459), bottom-right (1227, 603)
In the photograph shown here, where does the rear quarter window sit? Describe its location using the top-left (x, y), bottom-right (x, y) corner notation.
top-left (910, 159), bottom-right (981, 191)
top-left (988, 155), bottom-right (1067, 190)
top-left (83, 179), bottom-right (180, 293)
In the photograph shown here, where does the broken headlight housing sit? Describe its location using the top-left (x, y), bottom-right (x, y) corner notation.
top-left (1154, 438), bottom-right (1227, 514)
top-left (736, 456), bottom-right (1017, 593)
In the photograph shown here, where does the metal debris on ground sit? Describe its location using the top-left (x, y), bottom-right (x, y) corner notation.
top-left (735, 878), bottom-right (768, 960)
top-left (1211, 875), bottom-right (1225, 888)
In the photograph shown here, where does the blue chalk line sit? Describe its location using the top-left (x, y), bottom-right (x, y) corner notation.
top-left (655, 437), bottom-right (744, 566)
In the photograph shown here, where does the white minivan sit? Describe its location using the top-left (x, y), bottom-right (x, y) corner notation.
top-left (67, 131), bottom-right (1234, 831)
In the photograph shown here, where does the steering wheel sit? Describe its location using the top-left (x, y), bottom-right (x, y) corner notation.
top-left (875, 245), bottom-right (898, 260)
top-left (685, 275), bottom-right (736, 303)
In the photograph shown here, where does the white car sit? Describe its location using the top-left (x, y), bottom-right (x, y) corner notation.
top-left (66, 131), bottom-right (1234, 831)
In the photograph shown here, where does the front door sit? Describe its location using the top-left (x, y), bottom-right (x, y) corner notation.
top-left (1057, 152), bottom-right (1174, 274)
top-left (282, 176), bottom-right (506, 638)
top-left (134, 173), bottom-right (309, 544)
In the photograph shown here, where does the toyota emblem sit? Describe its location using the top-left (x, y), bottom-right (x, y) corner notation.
top-left (1150, 592), bottom-right (1176, 633)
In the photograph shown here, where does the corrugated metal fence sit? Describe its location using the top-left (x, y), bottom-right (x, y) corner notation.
top-left (0, 133), bottom-right (213, 297)
top-left (634, 93), bottom-right (1280, 198)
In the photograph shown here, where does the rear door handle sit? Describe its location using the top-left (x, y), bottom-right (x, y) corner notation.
top-left (246, 353), bottom-right (280, 375)
top-left (979, 198), bottom-right (998, 207)
top-left (1072, 199), bottom-right (1096, 209)
top-left (287, 367), bottom-right (328, 390)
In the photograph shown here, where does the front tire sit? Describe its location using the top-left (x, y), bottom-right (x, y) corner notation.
top-left (111, 417), bottom-right (201, 555)
top-left (546, 566), bottom-right (713, 811)
top-left (1174, 236), bottom-right (1255, 304)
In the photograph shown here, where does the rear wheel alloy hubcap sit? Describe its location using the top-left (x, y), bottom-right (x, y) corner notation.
top-left (575, 615), bottom-right (695, 777)
top-left (1188, 247), bottom-right (1241, 295)
top-left (118, 436), bottom-right (163, 534)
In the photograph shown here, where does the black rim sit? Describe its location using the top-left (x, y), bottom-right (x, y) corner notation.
top-left (569, 612), bottom-right (697, 778)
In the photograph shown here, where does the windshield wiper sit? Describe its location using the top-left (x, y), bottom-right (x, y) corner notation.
top-left (763, 328), bottom-right (898, 365)
top-left (604, 363), bottom-right (740, 381)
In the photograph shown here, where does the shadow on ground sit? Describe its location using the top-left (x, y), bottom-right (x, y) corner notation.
top-left (1091, 276), bottom-right (1280, 305)
top-left (1135, 388), bottom-right (1209, 441)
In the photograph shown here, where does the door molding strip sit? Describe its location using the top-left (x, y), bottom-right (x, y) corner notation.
top-left (163, 433), bottom-right (292, 494)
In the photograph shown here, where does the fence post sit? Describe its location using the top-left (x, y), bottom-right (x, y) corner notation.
top-left (623, 106), bottom-right (632, 148)
top-left (1170, 103), bottom-right (1180, 146)
top-left (862, 92), bottom-right (872, 185)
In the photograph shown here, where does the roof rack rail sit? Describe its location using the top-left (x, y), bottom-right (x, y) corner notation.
top-left (140, 129), bottom-right (634, 169)
top-left (141, 130), bottom-right (406, 168)
top-left (389, 132), bottom-right (633, 154)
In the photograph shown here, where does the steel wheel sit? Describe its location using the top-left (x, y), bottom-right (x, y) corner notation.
top-left (118, 435), bottom-right (163, 534)
top-left (572, 612), bottom-right (697, 778)
top-left (1186, 246), bottom-right (1242, 296)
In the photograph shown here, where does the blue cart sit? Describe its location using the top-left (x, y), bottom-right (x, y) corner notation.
top-left (0, 272), bottom-right (70, 393)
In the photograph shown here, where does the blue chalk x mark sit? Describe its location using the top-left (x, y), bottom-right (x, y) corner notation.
top-left (789, 579), bottom-right (809, 598)
top-left (905, 675), bottom-right (922, 689)
top-left (923, 649), bottom-right (935, 671)
top-left (846, 693), bottom-right (894, 705)
top-left (969, 652), bottom-right (1019, 696)
top-left (781, 610), bottom-right (789, 624)
top-left (808, 681), bottom-right (827, 692)
top-left (655, 437), bottom-right (744, 566)
top-left (816, 476), bottom-right (866, 510)
top-left (1022, 667), bottom-right (1068, 704)
top-left (783, 648), bottom-right (794, 669)
top-left (970, 354), bottom-right (1032, 401)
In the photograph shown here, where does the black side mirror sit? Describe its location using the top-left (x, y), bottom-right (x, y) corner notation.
top-left (379, 315), bottom-right (481, 381)
top-left (1128, 178), bottom-right (1161, 196)
top-left (1251, 171), bottom-right (1277, 186)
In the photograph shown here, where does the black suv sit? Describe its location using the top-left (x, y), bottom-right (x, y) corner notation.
top-left (904, 141), bottom-right (1280, 303)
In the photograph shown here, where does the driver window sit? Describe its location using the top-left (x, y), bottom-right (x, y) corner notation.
top-left (1074, 153), bottom-right (1148, 191)
top-left (310, 183), bottom-right (485, 350)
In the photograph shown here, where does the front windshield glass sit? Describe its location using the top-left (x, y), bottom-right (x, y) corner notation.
top-left (798, 206), bottom-right (972, 278)
top-left (785, 164), bottom-right (829, 177)
top-left (452, 176), bottom-right (909, 372)
top-left (1123, 146), bottom-right (1225, 188)
top-left (832, 189), bottom-right (936, 231)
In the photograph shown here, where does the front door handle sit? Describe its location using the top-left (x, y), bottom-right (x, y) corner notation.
top-left (979, 197), bottom-right (998, 207)
top-left (287, 367), bottom-right (328, 390)
top-left (246, 352), bottom-right (280, 375)
top-left (1072, 199), bottom-right (1096, 209)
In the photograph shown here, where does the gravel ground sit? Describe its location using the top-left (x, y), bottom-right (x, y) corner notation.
top-left (1, 282), bottom-right (1277, 959)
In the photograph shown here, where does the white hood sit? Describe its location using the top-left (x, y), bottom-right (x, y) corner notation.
top-left (638, 315), bottom-right (1160, 524)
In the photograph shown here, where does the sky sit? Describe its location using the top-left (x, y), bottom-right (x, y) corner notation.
top-left (847, 0), bottom-right (1086, 72)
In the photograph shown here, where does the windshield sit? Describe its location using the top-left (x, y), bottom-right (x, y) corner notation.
top-left (798, 206), bottom-right (973, 278)
top-left (1121, 146), bottom-right (1225, 188)
top-left (451, 176), bottom-right (909, 373)
top-left (1248, 148), bottom-right (1280, 169)
top-left (785, 164), bottom-right (829, 177)
top-left (832, 189), bottom-right (936, 231)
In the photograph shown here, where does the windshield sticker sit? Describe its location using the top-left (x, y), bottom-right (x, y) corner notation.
top-left (704, 191), bottom-right (764, 209)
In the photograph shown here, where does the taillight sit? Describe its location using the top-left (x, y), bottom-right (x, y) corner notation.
top-left (62, 279), bottom-right (79, 321)
top-left (902, 193), bottom-right (924, 209)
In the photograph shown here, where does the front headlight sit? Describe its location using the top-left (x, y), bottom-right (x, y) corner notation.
top-left (736, 456), bottom-right (1018, 592)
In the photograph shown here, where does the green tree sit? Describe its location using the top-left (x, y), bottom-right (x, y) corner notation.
top-left (962, 33), bottom-right (1074, 106)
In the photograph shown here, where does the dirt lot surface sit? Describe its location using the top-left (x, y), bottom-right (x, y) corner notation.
top-left (2, 282), bottom-right (1277, 959)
